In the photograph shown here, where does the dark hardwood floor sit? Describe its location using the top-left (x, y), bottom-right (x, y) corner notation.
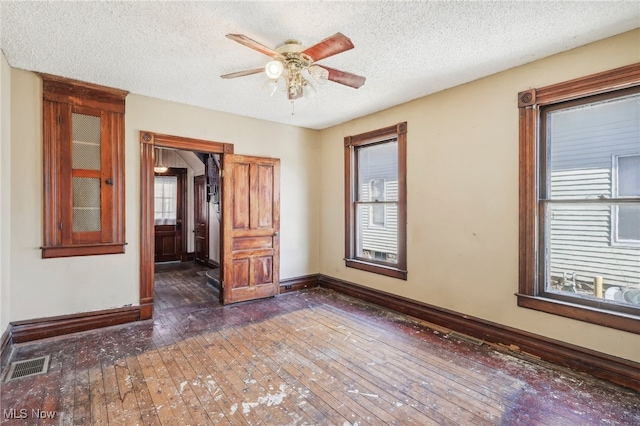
top-left (154, 261), bottom-right (220, 316)
top-left (1, 262), bottom-right (638, 425)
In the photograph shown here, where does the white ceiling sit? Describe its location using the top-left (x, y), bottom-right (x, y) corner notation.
top-left (1, 1), bottom-right (639, 130)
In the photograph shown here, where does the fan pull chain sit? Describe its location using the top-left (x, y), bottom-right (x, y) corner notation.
top-left (291, 100), bottom-right (295, 115)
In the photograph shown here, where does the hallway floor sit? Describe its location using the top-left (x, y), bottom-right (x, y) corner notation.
top-left (154, 261), bottom-right (220, 316)
top-left (1, 264), bottom-right (639, 424)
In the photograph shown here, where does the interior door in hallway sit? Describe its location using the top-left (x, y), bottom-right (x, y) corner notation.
top-left (194, 174), bottom-right (209, 264)
top-left (222, 155), bottom-right (280, 304)
top-left (154, 168), bottom-right (186, 262)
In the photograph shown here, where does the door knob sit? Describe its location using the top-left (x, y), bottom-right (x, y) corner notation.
top-left (274, 231), bottom-right (279, 237)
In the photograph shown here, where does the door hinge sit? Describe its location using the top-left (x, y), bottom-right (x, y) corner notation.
top-left (221, 280), bottom-right (224, 289)
top-left (58, 115), bottom-right (63, 123)
top-left (221, 170), bottom-right (225, 178)
top-left (59, 222), bottom-right (63, 230)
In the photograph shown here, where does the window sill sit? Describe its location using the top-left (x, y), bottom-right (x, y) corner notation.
top-left (345, 258), bottom-right (407, 280)
top-left (610, 241), bottom-right (640, 249)
top-left (516, 293), bottom-right (640, 334)
top-left (41, 242), bottom-right (126, 259)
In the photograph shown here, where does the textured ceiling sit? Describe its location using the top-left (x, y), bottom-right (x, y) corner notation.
top-left (1, 1), bottom-right (639, 130)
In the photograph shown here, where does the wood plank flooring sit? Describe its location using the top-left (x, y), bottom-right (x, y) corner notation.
top-left (1, 262), bottom-right (639, 425)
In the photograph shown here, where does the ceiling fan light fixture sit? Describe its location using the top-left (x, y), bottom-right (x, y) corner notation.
top-left (154, 148), bottom-right (168, 173)
top-left (265, 60), bottom-right (284, 79)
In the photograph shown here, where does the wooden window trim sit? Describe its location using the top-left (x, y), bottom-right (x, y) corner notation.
top-left (344, 122), bottom-right (407, 280)
top-left (41, 75), bottom-right (128, 258)
top-left (517, 63), bottom-right (640, 334)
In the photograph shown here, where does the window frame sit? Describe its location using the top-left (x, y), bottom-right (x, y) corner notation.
top-left (344, 122), bottom-right (407, 280)
top-left (41, 74), bottom-right (127, 258)
top-left (517, 63), bottom-right (640, 334)
top-left (611, 154), bottom-right (640, 247)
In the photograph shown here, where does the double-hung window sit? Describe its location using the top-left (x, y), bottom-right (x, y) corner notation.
top-left (518, 64), bottom-right (640, 333)
top-left (344, 122), bottom-right (407, 279)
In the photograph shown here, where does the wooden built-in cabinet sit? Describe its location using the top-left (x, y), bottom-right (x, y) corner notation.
top-left (41, 74), bottom-right (128, 258)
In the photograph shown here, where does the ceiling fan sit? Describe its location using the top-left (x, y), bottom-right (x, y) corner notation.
top-left (221, 32), bottom-right (366, 102)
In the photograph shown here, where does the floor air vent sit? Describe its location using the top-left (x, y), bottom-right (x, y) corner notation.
top-left (5, 355), bottom-right (50, 382)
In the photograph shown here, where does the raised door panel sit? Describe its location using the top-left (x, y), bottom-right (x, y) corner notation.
top-left (232, 163), bottom-right (251, 230)
top-left (231, 236), bottom-right (273, 251)
top-left (230, 258), bottom-right (250, 289)
top-left (256, 164), bottom-right (273, 229)
top-left (155, 224), bottom-right (180, 262)
top-left (253, 256), bottom-right (273, 285)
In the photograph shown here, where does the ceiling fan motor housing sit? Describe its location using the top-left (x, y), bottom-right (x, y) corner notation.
top-left (276, 41), bottom-right (314, 71)
top-left (272, 40), bottom-right (314, 98)
top-left (276, 40), bottom-right (304, 54)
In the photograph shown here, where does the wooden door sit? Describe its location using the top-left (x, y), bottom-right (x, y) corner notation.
top-left (154, 168), bottom-right (186, 263)
top-left (194, 175), bottom-right (208, 264)
top-left (222, 155), bottom-right (280, 304)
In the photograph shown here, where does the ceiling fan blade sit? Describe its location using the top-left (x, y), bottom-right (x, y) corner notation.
top-left (226, 34), bottom-right (282, 58)
top-left (302, 32), bottom-right (354, 61)
top-left (220, 68), bottom-right (264, 79)
top-left (322, 66), bottom-right (366, 89)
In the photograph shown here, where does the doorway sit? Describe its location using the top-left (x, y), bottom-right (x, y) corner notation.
top-left (152, 147), bottom-right (221, 315)
top-left (139, 131), bottom-right (281, 320)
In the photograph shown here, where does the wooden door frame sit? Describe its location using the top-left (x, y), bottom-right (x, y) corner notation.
top-left (139, 131), bottom-right (233, 320)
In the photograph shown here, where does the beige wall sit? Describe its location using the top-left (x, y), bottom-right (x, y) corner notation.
top-left (1, 51), bottom-right (11, 333)
top-left (6, 72), bottom-right (320, 323)
top-left (318, 29), bottom-right (640, 362)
